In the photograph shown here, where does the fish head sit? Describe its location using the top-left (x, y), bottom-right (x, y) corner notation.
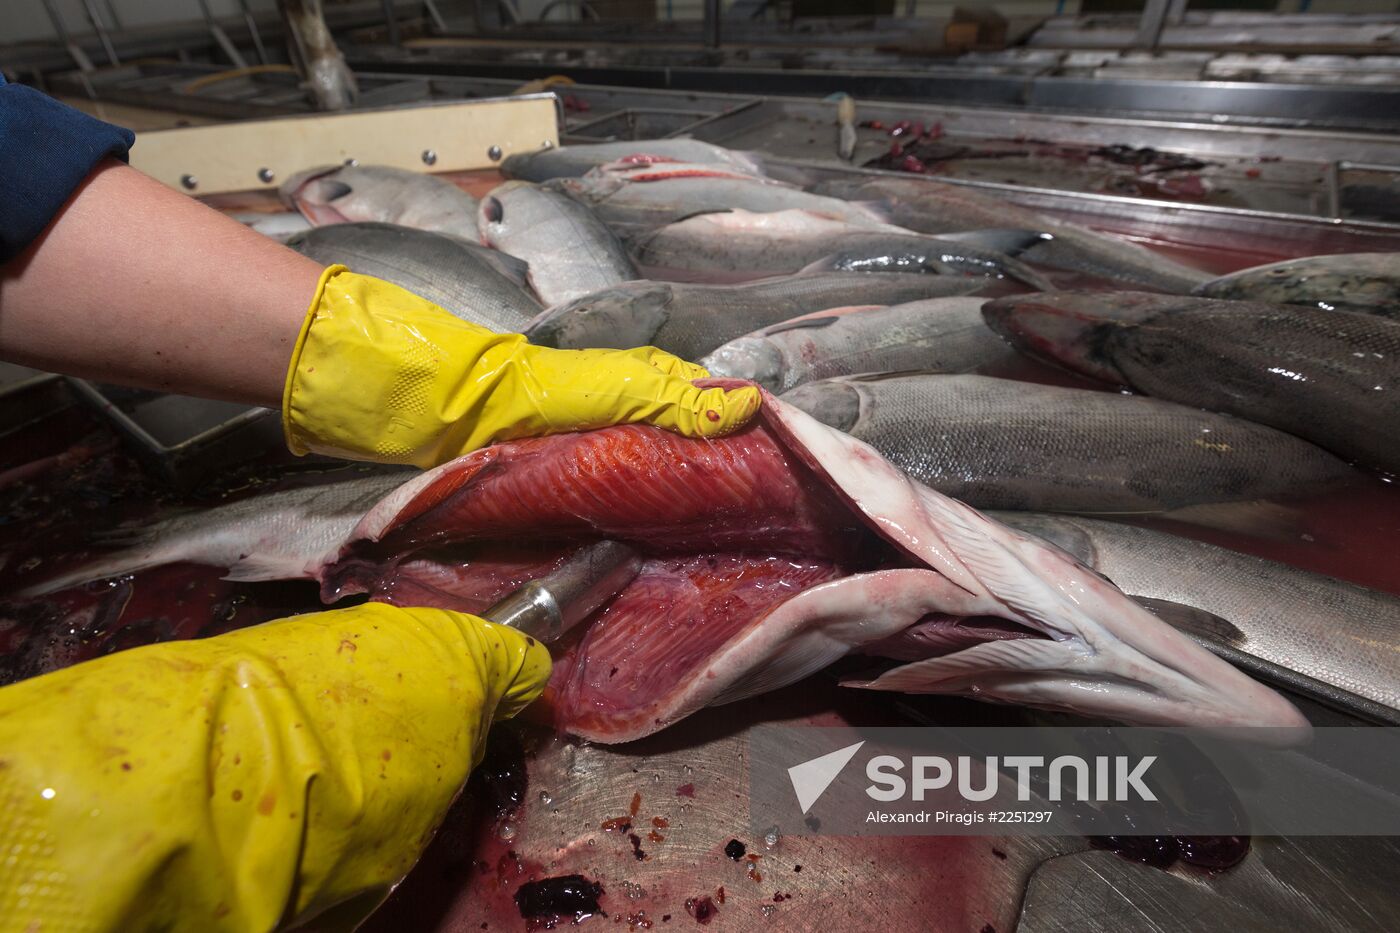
top-left (524, 282), bottom-right (676, 349)
top-left (980, 291), bottom-right (1179, 384)
top-left (699, 337), bottom-right (788, 390)
top-left (779, 378), bottom-right (862, 432)
top-left (477, 180), bottom-right (548, 249)
top-left (279, 165), bottom-right (360, 225)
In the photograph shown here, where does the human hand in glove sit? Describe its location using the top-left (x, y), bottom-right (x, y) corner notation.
top-left (283, 266), bottom-right (761, 468)
top-left (0, 603), bottom-right (550, 932)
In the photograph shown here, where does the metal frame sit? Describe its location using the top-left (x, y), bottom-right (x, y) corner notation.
top-left (345, 52), bottom-right (1400, 133)
top-left (128, 93), bottom-right (558, 193)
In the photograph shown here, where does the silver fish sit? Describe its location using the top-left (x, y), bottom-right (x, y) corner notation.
top-left (813, 176), bottom-right (1211, 293)
top-left (781, 372), bottom-right (1353, 512)
top-left (1195, 252), bottom-right (1400, 317)
top-left (287, 223), bottom-right (540, 331)
top-left (700, 297), bottom-right (1012, 392)
top-left (629, 209), bottom-right (1052, 289)
top-left (15, 473), bottom-right (411, 598)
top-left (997, 513), bottom-right (1400, 712)
top-left (983, 291), bottom-right (1400, 473)
top-left (556, 171), bottom-right (888, 231)
top-left (479, 181), bottom-right (639, 306)
top-left (524, 273), bottom-right (984, 359)
top-left (280, 164), bottom-right (479, 238)
top-left (500, 140), bottom-right (766, 182)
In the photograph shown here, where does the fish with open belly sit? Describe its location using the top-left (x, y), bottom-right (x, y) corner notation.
top-left (13, 396), bottom-right (1306, 738)
top-left (983, 291), bottom-right (1400, 473)
top-left (500, 140), bottom-right (767, 183)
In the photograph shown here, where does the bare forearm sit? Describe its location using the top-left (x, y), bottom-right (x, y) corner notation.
top-left (0, 160), bottom-right (324, 407)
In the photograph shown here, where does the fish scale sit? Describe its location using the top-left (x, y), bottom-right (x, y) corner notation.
top-left (1108, 305), bottom-right (1400, 472)
top-left (287, 223), bottom-right (540, 331)
top-left (780, 373), bottom-right (1354, 512)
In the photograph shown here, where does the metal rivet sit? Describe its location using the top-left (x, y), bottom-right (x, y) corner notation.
top-left (541, 140), bottom-right (554, 149)
top-left (180, 174), bottom-right (198, 190)
top-left (257, 167), bottom-right (275, 183)
top-left (487, 145), bottom-right (502, 161)
top-left (421, 149), bottom-right (437, 166)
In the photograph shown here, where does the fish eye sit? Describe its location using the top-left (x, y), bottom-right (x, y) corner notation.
top-left (484, 197), bottom-right (504, 224)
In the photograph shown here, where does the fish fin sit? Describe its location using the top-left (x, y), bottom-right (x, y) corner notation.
top-left (936, 229), bottom-right (1053, 257)
top-left (671, 208), bottom-right (737, 225)
top-left (1002, 258), bottom-right (1054, 292)
top-left (1155, 499), bottom-right (1305, 541)
top-left (14, 544), bottom-right (166, 598)
top-left (763, 316), bottom-right (844, 335)
top-left (1131, 596), bottom-right (1247, 647)
top-left (843, 638), bottom-right (1093, 691)
top-left (795, 254), bottom-right (853, 275)
top-left (86, 521), bottom-right (165, 549)
top-left (709, 634), bottom-right (852, 706)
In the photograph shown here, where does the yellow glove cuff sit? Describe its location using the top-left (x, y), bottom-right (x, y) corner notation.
top-left (284, 267), bottom-right (760, 468)
top-left (0, 605), bottom-right (550, 932)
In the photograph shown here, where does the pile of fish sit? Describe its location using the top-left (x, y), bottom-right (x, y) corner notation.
top-left (14, 139), bottom-right (1400, 739)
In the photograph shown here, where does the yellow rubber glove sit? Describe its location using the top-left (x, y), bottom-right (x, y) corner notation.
top-left (0, 603), bottom-right (549, 933)
top-left (283, 266), bottom-right (761, 467)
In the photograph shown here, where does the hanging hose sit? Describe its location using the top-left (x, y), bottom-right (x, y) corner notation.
top-left (181, 64), bottom-right (296, 95)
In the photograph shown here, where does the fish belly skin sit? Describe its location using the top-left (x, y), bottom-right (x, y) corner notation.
top-left (1003, 514), bottom-right (1400, 710)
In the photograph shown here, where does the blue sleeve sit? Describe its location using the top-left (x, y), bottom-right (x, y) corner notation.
top-left (0, 75), bottom-right (136, 262)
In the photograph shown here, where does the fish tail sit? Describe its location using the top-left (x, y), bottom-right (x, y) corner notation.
top-left (15, 524), bottom-right (170, 598)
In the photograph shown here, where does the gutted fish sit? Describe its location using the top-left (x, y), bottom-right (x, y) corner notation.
top-left (479, 181), bottom-right (639, 306)
top-left (15, 404), bottom-right (1306, 736)
top-left (1194, 252), bottom-right (1400, 317)
top-left (314, 395), bottom-right (1305, 738)
top-left (287, 223), bottom-right (540, 331)
top-left (996, 513), bottom-right (1400, 712)
top-left (630, 209), bottom-right (1052, 288)
top-left (984, 291), bottom-right (1400, 473)
top-left (500, 140), bottom-right (766, 183)
top-left (525, 273), bottom-right (984, 359)
top-left (700, 297), bottom-right (1012, 392)
top-left (812, 176), bottom-right (1211, 293)
top-left (280, 164), bottom-right (478, 238)
top-left (781, 372), bottom-right (1352, 512)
